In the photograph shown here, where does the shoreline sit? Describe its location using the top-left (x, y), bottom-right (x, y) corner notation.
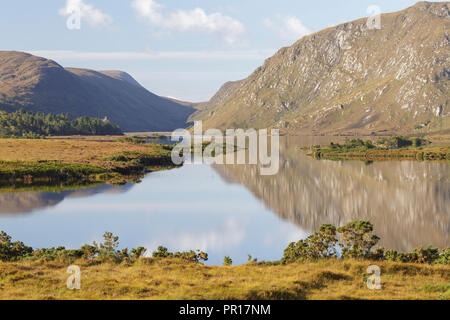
top-left (304, 138), bottom-right (450, 162)
top-left (0, 221), bottom-right (448, 300)
top-left (0, 138), bottom-right (178, 189)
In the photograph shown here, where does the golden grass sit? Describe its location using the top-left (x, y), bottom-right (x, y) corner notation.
top-left (0, 259), bottom-right (448, 300)
top-left (0, 137), bottom-right (176, 186)
top-left (0, 138), bottom-right (169, 168)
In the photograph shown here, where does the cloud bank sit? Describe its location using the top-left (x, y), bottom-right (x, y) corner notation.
top-left (28, 49), bottom-right (275, 61)
top-left (131, 0), bottom-right (245, 44)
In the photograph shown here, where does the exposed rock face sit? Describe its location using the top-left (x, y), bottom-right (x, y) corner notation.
top-left (0, 51), bottom-right (195, 132)
top-left (213, 136), bottom-right (450, 251)
top-left (201, 2), bottom-right (450, 135)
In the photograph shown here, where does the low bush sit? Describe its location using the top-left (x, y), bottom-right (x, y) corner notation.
top-left (337, 221), bottom-right (380, 259)
top-left (1, 222), bottom-right (448, 266)
top-left (282, 221), bottom-right (448, 265)
top-left (223, 256), bottom-right (233, 266)
top-left (282, 224), bottom-right (338, 263)
top-left (152, 246), bottom-right (208, 263)
top-left (0, 231), bottom-right (33, 261)
top-left (416, 152), bottom-right (424, 161)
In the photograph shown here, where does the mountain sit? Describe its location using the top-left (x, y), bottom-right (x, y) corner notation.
top-left (189, 80), bottom-right (244, 122)
top-left (199, 2), bottom-right (449, 136)
top-left (98, 70), bottom-right (144, 88)
top-left (0, 51), bottom-right (195, 132)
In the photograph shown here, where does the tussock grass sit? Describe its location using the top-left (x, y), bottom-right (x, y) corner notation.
top-left (0, 138), bottom-right (176, 187)
top-left (0, 259), bottom-right (448, 300)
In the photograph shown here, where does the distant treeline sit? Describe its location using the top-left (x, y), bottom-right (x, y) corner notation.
top-left (0, 109), bottom-right (122, 137)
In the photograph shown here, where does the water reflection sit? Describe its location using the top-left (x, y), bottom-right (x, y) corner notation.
top-left (0, 136), bottom-right (448, 264)
top-left (0, 165), bottom-right (305, 265)
top-left (0, 184), bottom-right (134, 215)
top-left (213, 136), bottom-right (450, 251)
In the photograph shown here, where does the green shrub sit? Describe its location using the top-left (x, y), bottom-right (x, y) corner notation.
top-left (152, 246), bottom-right (172, 258)
top-left (376, 136), bottom-right (428, 149)
top-left (371, 248), bottom-right (385, 260)
top-left (436, 248), bottom-right (450, 265)
top-left (0, 231), bottom-right (33, 261)
top-left (416, 152), bottom-right (424, 161)
top-left (31, 247), bottom-right (83, 262)
top-left (411, 138), bottom-right (427, 147)
top-left (117, 136), bottom-right (147, 144)
top-left (104, 155), bottom-right (130, 162)
top-left (174, 250), bottom-right (208, 262)
top-left (364, 140), bottom-right (375, 149)
top-left (152, 246), bottom-right (207, 262)
top-left (282, 224), bottom-right (338, 263)
top-left (223, 256), bottom-right (233, 266)
top-left (78, 244), bottom-right (97, 259)
top-left (384, 249), bottom-right (400, 262)
top-left (93, 232), bottom-right (121, 262)
top-left (337, 221), bottom-right (380, 259)
top-left (131, 247), bottom-right (147, 260)
top-left (412, 246), bottom-right (440, 264)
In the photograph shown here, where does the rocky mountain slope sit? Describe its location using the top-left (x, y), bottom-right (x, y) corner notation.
top-left (200, 2), bottom-right (449, 135)
top-left (189, 80), bottom-right (244, 121)
top-left (0, 51), bottom-right (195, 132)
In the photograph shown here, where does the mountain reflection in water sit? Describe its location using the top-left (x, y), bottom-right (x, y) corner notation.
top-left (0, 184), bottom-right (134, 215)
top-left (0, 136), bottom-right (448, 256)
top-left (213, 136), bottom-right (450, 251)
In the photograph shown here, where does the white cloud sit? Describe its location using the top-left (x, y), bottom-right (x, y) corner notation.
top-left (264, 15), bottom-right (311, 42)
top-left (131, 0), bottom-right (245, 45)
top-left (59, 0), bottom-right (112, 27)
top-left (144, 218), bottom-right (246, 253)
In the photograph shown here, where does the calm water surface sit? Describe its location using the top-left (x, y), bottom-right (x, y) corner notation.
top-left (0, 136), bottom-right (448, 265)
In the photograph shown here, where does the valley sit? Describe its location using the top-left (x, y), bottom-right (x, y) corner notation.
top-left (0, 0), bottom-right (449, 303)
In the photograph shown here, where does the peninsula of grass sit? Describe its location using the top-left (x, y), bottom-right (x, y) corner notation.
top-left (307, 136), bottom-right (450, 162)
top-left (0, 221), bottom-right (448, 300)
top-left (0, 138), bottom-right (177, 188)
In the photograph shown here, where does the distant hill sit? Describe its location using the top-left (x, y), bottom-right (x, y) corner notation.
top-left (198, 2), bottom-right (449, 136)
top-left (0, 51), bottom-right (195, 132)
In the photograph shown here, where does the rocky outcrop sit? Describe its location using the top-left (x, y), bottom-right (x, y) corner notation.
top-left (200, 2), bottom-right (449, 135)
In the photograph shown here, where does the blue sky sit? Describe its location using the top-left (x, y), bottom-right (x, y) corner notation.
top-left (0, 0), bottom-right (423, 101)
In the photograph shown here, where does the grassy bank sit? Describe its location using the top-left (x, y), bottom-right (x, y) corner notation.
top-left (306, 137), bottom-right (450, 162)
top-left (0, 258), bottom-right (449, 300)
top-left (0, 138), bottom-right (177, 187)
top-left (0, 221), bottom-right (448, 300)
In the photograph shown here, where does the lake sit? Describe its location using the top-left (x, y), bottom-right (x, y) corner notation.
top-left (0, 136), bottom-right (448, 265)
